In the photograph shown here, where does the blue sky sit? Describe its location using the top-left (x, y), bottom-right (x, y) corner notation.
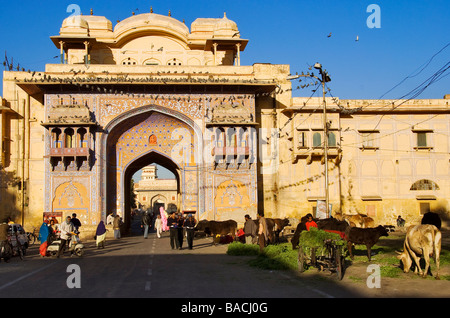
top-left (1, 0), bottom-right (448, 100)
top-left (1, 0), bottom-right (449, 179)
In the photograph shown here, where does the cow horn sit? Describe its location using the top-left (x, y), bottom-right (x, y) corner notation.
top-left (395, 250), bottom-right (402, 254)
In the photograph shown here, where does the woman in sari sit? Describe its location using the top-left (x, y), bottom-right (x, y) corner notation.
top-left (96, 221), bottom-right (107, 249)
top-left (38, 222), bottom-right (50, 257)
top-left (160, 207), bottom-right (169, 232)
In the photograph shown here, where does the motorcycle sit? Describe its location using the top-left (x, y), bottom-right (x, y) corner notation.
top-left (0, 240), bottom-right (12, 263)
top-left (47, 231), bottom-right (84, 257)
top-left (8, 224), bottom-right (28, 260)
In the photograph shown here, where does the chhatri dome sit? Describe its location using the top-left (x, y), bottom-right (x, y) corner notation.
top-left (60, 15), bottom-right (90, 36)
top-left (213, 12), bottom-right (239, 38)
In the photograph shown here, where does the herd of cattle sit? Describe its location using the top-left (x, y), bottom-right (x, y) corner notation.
top-left (194, 211), bottom-right (444, 279)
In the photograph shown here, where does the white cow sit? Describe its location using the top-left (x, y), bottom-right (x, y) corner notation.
top-left (396, 224), bottom-right (441, 279)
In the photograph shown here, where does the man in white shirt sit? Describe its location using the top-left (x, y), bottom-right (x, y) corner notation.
top-left (57, 215), bottom-right (75, 258)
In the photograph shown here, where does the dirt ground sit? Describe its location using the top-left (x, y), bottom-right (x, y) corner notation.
top-left (289, 229), bottom-right (450, 297)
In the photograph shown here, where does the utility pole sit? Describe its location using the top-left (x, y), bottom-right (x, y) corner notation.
top-left (287, 63), bottom-right (331, 217)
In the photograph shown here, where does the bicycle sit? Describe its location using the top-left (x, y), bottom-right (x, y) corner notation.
top-left (26, 228), bottom-right (38, 245)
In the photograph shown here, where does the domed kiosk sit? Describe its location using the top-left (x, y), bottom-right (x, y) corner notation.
top-left (51, 9), bottom-right (248, 66)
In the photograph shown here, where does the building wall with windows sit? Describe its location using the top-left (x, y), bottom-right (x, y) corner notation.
top-left (277, 96), bottom-right (449, 226)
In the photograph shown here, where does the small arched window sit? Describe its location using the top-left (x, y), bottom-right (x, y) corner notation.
top-left (216, 128), bottom-right (225, 147)
top-left (65, 128), bottom-right (74, 148)
top-left (328, 132), bottom-right (337, 147)
top-left (313, 132), bottom-right (322, 147)
top-left (410, 179), bottom-right (440, 191)
top-left (227, 128), bottom-right (237, 147)
top-left (52, 128), bottom-right (62, 148)
top-left (78, 128), bottom-right (87, 148)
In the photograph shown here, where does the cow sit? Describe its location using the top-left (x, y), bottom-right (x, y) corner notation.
top-left (195, 220), bottom-right (238, 245)
top-left (273, 218), bottom-right (290, 232)
top-left (272, 218), bottom-right (291, 242)
top-left (290, 216), bottom-right (308, 249)
top-left (396, 224), bottom-right (441, 279)
top-left (342, 214), bottom-right (375, 228)
top-left (253, 217), bottom-right (288, 244)
top-left (421, 212), bottom-right (441, 230)
top-left (346, 225), bottom-right (389, 261)
top-left (317, 218), bottom-right (350, 233)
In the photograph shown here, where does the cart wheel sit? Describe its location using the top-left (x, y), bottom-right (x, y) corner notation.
top-left (298, 246), bottom-right (305, 273)
top-left (335, 248), bottom-right (344, 280)
top-left (75, 247), bottom-right (84, 257)
top-left (311, 248), bottom-right (316, 267)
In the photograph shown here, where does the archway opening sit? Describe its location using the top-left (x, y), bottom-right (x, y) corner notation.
top-left (102, 107), bottom-right (200, 234)
top-left (132, 164), bottom-right (177, 214)
top-left (123, 151), bottom-right (181, 234)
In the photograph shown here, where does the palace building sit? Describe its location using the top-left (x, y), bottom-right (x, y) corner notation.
top-left (1, 9), bottom-right (449, 234)
top-left (134, 165), bottom-right (178, 215)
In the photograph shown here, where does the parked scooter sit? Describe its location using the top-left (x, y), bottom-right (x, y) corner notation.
top-left (47, 231), bottom-right (84, 257)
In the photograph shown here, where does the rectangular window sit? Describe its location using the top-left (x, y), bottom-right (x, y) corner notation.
top-left (419, 202), bottom-right (430, 215)
top-left (413, 129), bottom-right (433, 149)
top-left (417, 132), bottom-right (427, 147)
top-left (359, 130), bottom-right (379, 149)
top-left (298, 131), bottom-right (307, 148)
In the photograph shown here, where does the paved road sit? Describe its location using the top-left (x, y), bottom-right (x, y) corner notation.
top-left (0, 226), bottom-right (361, 299)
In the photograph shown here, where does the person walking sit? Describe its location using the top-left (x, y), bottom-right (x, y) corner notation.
top-left (154, 214), bottom-right (162, 238)
top-left (167, 213), bottom-right (179, 250)
top-left (141, 211), bottom-right (152, 239)
top-left (113, 215), bottom-right (121, 239)
top-left (38, 221), bottom-right (50, 257)
top-left (71, 213), bottom-right (82, 231)
top-left (0, 219), bottom-right (11, 263)
top-left (184, 214), bottom-right (197, 250)
top-left (160, 206), bottom-right (169, 232)
top-left (257, 213), bottom-right (268, 252)
top-left (95, 221), bottom-right (107, 249)
top-left (106, 213), bottom-right (114, 225)
top-left (57, 216), bottom-right (76, 258)
top-left (177, 213), bottom-right (185, 250)
top-left (244, 214), bottom-right (257, 244)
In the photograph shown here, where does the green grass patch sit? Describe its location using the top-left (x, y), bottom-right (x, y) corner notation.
top-left (226, 242), bottom-right (260, 256)
top-left (249, 243), bottom-right (298, 270)
top-left (227, 242), bottom-right (298, 270)
top-left (379, 265), bottom-right (403, 278)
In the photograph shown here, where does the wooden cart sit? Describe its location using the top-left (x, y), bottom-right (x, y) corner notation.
top-left (297, 228), bottom-right (347, 280)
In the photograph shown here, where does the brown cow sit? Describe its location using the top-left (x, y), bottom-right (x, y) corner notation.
top-left (272, 218), bottom-right (290, 242)
top-left (195, 220), bottom-right (237, 245)
top-left (346, 225), bottom-right (389, 261)
top-left (396, 224), bottom-right (441, 279)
